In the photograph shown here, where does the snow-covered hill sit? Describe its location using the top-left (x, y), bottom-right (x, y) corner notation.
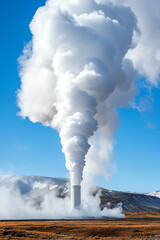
top-left (148, 191), bottom-right (160, 199)
top-left (0, 175), bottom-right (160, 213)
top-left (100, 188), bottom-right (160, 212)
top-left (0, 175), bottom-right (68, 196)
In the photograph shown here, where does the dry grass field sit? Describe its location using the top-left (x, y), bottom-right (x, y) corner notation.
top-left (0, 211), bottom-right (160, 240)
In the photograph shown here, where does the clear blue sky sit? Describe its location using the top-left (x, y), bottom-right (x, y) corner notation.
top-left (0, 0), bottom-right (159, 193)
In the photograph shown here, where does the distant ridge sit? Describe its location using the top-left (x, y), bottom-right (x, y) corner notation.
top-left (0, 175), bottom-right (160, 212)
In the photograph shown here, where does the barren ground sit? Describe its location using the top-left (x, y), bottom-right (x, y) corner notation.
top-left (0, 211), bottom-right (160, 239)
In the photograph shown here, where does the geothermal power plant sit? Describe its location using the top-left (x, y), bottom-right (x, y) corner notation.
top-left (71, 185), bottom-right (81, 209)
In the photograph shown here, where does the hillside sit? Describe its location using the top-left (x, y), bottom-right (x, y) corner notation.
top-left (0, 175), bottom-right (160, 213)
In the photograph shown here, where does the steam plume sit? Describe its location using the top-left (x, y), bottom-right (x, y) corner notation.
top-left (18, 0), bottom-right (138, 188)
top-left (114, 0), bottom-right (160, 85)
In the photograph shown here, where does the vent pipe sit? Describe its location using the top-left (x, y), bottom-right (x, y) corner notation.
top-left (71, 185), bottom-right (81, 209)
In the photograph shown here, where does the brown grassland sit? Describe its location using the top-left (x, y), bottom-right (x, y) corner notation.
top-left (0, 211), bottom-right (160, 239)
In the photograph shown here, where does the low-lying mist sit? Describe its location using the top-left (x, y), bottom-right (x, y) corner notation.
top-left (0, 175), bottom-right (124, 220)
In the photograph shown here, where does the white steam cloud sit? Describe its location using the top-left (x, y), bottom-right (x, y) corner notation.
top-left (107, 0), bottom-right (160, 84)
top-left (0, 176), bottom-right (124, 219)
top-left (0, 186), bottom-right (123, 220)
top-left (18, 0), bottom-right (137, 187)
top-left (16, 0), bottom-right (160, 217)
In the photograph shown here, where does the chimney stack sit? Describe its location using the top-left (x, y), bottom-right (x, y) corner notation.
top-left (71, 185), bottom-right (81, 209)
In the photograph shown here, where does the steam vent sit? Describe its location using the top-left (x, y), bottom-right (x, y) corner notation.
top-left (71, 185), bottom-right (81, 209)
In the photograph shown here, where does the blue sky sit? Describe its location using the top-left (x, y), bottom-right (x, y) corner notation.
top-left (0, 0), bottom-right (160, 193)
